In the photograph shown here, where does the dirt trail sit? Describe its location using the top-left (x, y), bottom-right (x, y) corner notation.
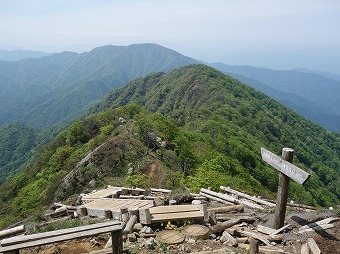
top-left (146, 157), bottom-right (165, 187)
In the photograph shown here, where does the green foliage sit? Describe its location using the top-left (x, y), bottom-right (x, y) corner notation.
top-left (124, 174), bottom-right (154, 189)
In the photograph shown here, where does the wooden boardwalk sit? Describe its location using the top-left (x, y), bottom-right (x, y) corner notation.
top-left (78, 198), bottom-right (155, 218)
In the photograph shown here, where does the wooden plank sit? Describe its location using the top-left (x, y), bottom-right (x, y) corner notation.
top-left (0, 225), bottom-right (122, 252)
top-left (270, 224), bottom-right (290, 235)
top-left (1, 221), bottom-right (120, 246)
top-left (149, 205), bottom-right (199, 214)
top-left (307, 238), bottom-right (320, 254)
top-left (220, 186), bottom-right (275, 207)
top-left (299, 217), bottom-right (339, 231)
top-left (301, 243), bottom-right (310, 254)
top-left (151, 211), bottom-right (203, 222)
top-left (261, 147), bottom-right (310, 184)
top-left (299, 223), bottom-right (334, 234)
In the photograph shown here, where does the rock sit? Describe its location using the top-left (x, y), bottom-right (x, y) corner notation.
top-left (186, 238), bottom-right (196, 244)
top-left (133, 223), bottom-right (143, 232)
top-left (128, 233), bottom-right (137, 242)
top-left (210, 233), bottom-right (217, 239)
top-left (140, 226), bottom-right (153, 234)
top-left (144, 237), bottom-right (155, 250)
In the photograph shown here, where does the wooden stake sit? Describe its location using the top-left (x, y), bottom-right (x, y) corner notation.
top-left (249, 237), bottom-right (259, 254)
top-left (273, 148), bottom-right (293, 229)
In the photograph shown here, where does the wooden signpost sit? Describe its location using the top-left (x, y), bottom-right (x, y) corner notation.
top-left (261, 147), bottom-right (310, 229)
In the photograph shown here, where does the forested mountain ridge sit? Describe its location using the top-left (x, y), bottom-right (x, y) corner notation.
top-left (211, 62), bottom-right (340, 132)
top-left (0, 43), bottom-right (198, 129)
top-left (0, 49), bottom-right (51, 61)
top-left (0, 65), bottom-right (339, 229)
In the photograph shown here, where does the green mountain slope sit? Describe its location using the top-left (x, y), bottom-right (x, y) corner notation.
top-left (1, 65), bottom-right (339, 229)
top-left (211, 63), bottom-right (340, 132)
top-left (0, 124), bottom-right (39, 184)
top-left (0, 44), bottom-right (198, 129)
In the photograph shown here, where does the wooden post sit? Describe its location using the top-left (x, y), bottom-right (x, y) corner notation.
top-left (111, 230), bottom-right (123, 254)
top-left (273, 148), bottom-right (294, 229)
top-left (249, 237), bottom-right (259, 254)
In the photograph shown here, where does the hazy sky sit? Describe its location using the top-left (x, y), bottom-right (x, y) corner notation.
top-left (1, 0), bottom-right (340, 73)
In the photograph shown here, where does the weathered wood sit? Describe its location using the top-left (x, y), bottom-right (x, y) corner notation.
top-left (123, 215), bottom-right (138, 235)
top-left (151, 188), bottom-right (171, 193)
top-left (301, 243), bottom-right (309, 254)
top-left (207, 205), bottom-right (244, 213)
top-left (156, 230), bottom-right (185, 244)
top-left (299, 223), bottom-right (334, 234)
top-left (231, 229), bottom-right (271, 246)
top-left (307, 238), bottom-right (320, 254)
top-left (299, 217), bottom-right (339, 231)
top-left (220, 186), bottom-right (275, 207)
top-left (104, 209), bottom-right (112, 219)
top-left (209, 216), bottom-right (255, 234)
top-left (139, 208), bottom-right (151, 225)
top-left (200, 188), bottom-right (237, 203)
top-left (249, 238), bottom-right (259, 254)
top-left (182, 224), bottom-right (210, 240)
top-left (169, 200), bottom-right (177, 205)
top-left (221, 231), bottom-right (238, 247)
top-left (111, 230), bottom-right (123, 254)
top-left (1, 221), bottom-right (119, 246)
top-left (79, 206), bottom-right (88, 216)
top-left (0, 223), bottom-right (122, 253)
top-left (261, 147), bottom-right (310, 184)
top-left (238, 199), bottom-right (265, 210)
top-left (199, 192), bottom-right (233, 205)
top-left (270, 223), bottom-right (290, 235)
top-left (215, 213), bottom-right (252, 221)
top-left (273, 148), bottom-right (293, 229)
top-left (208, 211), bottom-right (217, 225)
top-left (0, 225), bottom-right (26, 239)
top-left (256, 225), bottom-right (276, 235)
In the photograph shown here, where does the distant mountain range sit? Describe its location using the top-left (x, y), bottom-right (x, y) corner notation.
top-left (1, 44), bottom-right (339, 132)
top-left (211, 63), bottom-right (340, 132)
top-left (0, 49), bottom-right (51, 61)
top-left (0, 44), bottom-right (198, 129)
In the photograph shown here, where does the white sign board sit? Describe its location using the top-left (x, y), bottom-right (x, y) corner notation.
top-left (261, 147), bottom-right (310, 184)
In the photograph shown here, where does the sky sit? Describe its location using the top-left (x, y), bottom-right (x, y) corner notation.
top-left (1, 0), bottom-right (340, 73)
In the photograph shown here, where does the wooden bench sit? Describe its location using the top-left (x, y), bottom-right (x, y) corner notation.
top-left (0, 221), bottom-right (123, 254)
top-left (139, 204), bottom-right (208, 224)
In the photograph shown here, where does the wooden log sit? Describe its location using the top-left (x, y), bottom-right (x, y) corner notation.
top-left (45, 207), bottom-right (68, 218)
top-left (220, 186), bottom-right (275, 207)
top-left (169, 200), bottom-right (177, 205)
top-left (200, 188), bottom-right (238, 203)
top-left (215, 213), bottom-right (252, 221)
top-left (199, 192), bottom-right (233, 205)
top-left (208, 211), bottom-right (217, 226)
top-left (238, 199), bottom-right (265, 210)
top-left (270, 223), bottom-right (290, 235)
top-left (301, 243), bottom-right (309, 254)
top-left (256, 225), bottom-right (276, 235)
top-left (118, 195), bottom-right (144, 199)
top-left (120, 207), bottom-right (129, 223)
top-left (123, 215), bottom-right (138, 235)
top-left (299, 217), bottom-right (339, 231)
top-left (249, 238), bottom-right (259, 254)
top-left (231, 229), bottom-right (271, 246)
top-left (209, 216), bottom-right (255, 234)
top-left (307, 238), bottom-right (320, 254)
top-left (221, 231), bottom-right (238, 247)
top-left (0, 225), bottom-right (26, 239)
top-left (207, 205), bottom-right (244, 213)
top-left (151, 188), bottom-right (171, 193)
